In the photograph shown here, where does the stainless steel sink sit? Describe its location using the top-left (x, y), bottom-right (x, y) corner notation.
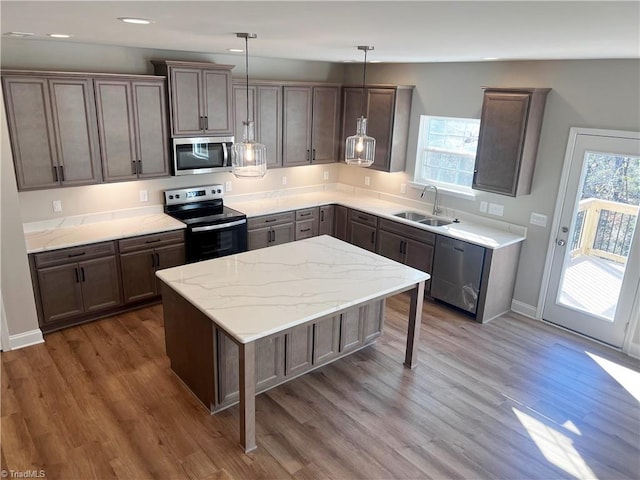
top-left (393, 211), bottom-right (452, 227)
top-left (393, 211), bottom-right (429, 222)
top-left (418, 218), bottom-right (452, 227)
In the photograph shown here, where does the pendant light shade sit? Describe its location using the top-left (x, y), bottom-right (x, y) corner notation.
top-left (232, 33), bottom-right (267, 178)
top-left (345, 46), bottom-right (376, 167)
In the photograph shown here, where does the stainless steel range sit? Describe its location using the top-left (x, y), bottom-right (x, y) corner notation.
top-left (164, 184), bottom-right (247, 263)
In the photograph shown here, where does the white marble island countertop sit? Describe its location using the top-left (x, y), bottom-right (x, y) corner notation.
top-left (24, 211), bottom-right (186, 254)
top-left (156, 235), bottom-right (430, 344)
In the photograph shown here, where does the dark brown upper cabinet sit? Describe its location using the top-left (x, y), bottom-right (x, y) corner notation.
top-left (94, 77), bottom-right (169, 181)
top-left (152, 61), bottom-right (234, 137)
top-left (282, 85), bottom-right (340, 166)
top-left (2, 73), bottom-right (102, 190)
top-left (473, 87), bottom-right (550, 196)
top-left (341, 85), bottom-right (413, 172)
top-left (232, 81), bottom-right (283, 168)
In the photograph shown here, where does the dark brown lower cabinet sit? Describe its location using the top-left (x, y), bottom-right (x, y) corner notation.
top-left (118, 231), bottom-right (185, 304)
top-left (350, 210), bottom-right (378, 252)
top-left (211, 299), bottom-right (384, 412)
top-left (31, 242), bottom-right (122, 331)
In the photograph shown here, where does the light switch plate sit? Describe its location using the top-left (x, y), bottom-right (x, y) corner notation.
top-left (282, 176), bottom-right (288, 185)
top-left (400, 184), bottom-right (407, 194)
top-left (488, 203), bottom-right (504, 216)
top-left (530, 212), bottom-right (548, 227)
top-left (139, 190), bottom-right (148, 202)
top-left (323, 170), bottom-right (329, 181)
top-left (52, 200), bottom-right (62, 212)
top-left (225, 181), bottom-right (232, 192)
top-left (479, 201), bottom-right (488, 213)
top-left (364, 176), bottom-right (370, 186)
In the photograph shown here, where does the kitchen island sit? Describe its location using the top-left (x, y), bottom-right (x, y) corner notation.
top-left (156, 235), bottom-right (429, 452)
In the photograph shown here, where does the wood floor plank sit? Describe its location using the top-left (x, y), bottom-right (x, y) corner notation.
top-left (2, 292), bottom-right (639, 479)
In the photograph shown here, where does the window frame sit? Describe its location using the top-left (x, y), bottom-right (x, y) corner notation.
top-left (413, 114), bottom-right (480, 197)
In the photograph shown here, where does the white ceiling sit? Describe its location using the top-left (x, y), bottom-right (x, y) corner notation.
top-left (2, 1), bottom-right (639, 63)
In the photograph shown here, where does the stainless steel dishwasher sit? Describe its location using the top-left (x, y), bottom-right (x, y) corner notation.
top-left (430, 236), bottom-right (485, 315)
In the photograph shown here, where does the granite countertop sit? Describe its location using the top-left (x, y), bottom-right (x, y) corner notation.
top-left (227, 190), bottom-right (526, 249)
top-left (156, 235), bottom-right (429, 344)
top-left (24, 210), bottom-right (185, 254)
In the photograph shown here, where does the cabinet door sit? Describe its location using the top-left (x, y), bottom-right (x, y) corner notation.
top-left (37, 263), bottom-right (84, 325)
top-left (247, 226), bottom-right (272, 251)
top-left (170, 67), bottom-right (203, 136)
top-left (311, 86), bottom-right (340, 163)
top-left (154, 243), bottom-right (186, 293)
top-left (256, 335), bottom-right (285, 392)
top-left (340, 87), bottom-right (364, 163)
top-left (366, 88), bottom-right (395, 172)
top-left (334, 205), bottom-right (349, 241)
top-left (120, 250), bottom-right (157, 303)
top-left (404, 238), bottom-right (434, 291)
top-left (48, 77), bottom-right (101, 186)
top-left (271, 223), bottom-right (294, 247)
top-left (2, 76), bottom-right (59, 189)
top-left (339, 308), bottom-right (362, 353)
top-left (318, 205), bottom-right (335, 236)
top-left (285, 324), bottom-right (313, 377)
top-left (473, 92), bottom-right (531, 196)
top-left (94, 79), bottom-right (138, 181)
top-left (203, 69), bottom-right (233, 135)
top-left (282, 86), bottom-right (312, 166)
top-left (350, 221), bottom-right (377, 252)
top-left (362, 300), bottom-right (383, 344)
top-left (257, 85), bottom-right (282, 168)
top-left (133, 80), bottom-right (170, 178)
top-left (376, 229), bottom-right (405, 264)
top-left (79, 256), bottom-right (122, 314)
top-left (313, 315), bottom-right (340, 364)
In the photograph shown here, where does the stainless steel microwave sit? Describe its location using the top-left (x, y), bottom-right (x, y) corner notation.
top-left (172, 136), bottom-right (234, 176)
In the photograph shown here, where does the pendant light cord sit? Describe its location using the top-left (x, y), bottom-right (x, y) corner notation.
top-left (245, 35), bottom-right (250, 123)
top-left (360, 48), bottom-right (368, 118)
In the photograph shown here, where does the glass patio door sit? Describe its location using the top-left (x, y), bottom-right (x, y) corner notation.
top-left (543, 128), bottom-right (640, 347)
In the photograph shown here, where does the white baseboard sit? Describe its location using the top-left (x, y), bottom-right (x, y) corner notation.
top-left (511, 300), bottom-right (538, 319)
top-left (8, 328), bottom-right (44, 350)
top-left (627, 341), bottom-right (640, 359)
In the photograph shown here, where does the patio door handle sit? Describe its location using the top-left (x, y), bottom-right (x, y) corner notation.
top-left (557, 239), bottom-right (566, 247)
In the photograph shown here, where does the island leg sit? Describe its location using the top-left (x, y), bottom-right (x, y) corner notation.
top-left (404, 280), bottom-right (425, 369)
top-left (239, 341), bottom-right (257, 452)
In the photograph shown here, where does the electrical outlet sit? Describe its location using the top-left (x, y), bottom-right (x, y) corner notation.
top-left (530, 212), bottom-right (548, 227)
top-left (364, 176), bottom-right (370, 186)
top-left (488, 203), bottom-right (504, 216)
top-left (139, 190), bottom-right (148, 202)
top-left (480, 201), bottom-right (488, 213)
top-left (323, 170), bottom-right (329, 181)
top-left (282, 176), bottom-right (288, 185)
top-left (225, 181), bottom-right (232, 192)
top-left (52, 200), bottom-right (62, 212)
top-left (400, 184), bottom-right (407, 194)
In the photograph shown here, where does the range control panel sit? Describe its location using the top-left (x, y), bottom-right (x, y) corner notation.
top-left (164, 184), bottom-right (224, 206)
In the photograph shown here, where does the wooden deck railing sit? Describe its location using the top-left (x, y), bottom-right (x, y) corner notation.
top-left (570, 198), bottom-right (639, 264)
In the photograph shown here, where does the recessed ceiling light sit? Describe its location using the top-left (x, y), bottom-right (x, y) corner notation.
top-left (118, 17), bottom-right (153, 25)
top-left (228, 48), bottom-right (244, 53)
top-left (4, 31), bottom-right (34, 38)
top-left (48, 33), bottom-right (72, 38)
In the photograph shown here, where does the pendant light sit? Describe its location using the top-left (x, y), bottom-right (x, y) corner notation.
top-left (345, 45), bottom-right (376, 167)
top-left (231, 33), bottom-right (267, 178)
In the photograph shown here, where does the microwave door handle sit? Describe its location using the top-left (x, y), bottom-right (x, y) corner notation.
top-left (191, 219), bottom-right (247, 233)
top-left (222, 142), bottom-right (230, 166)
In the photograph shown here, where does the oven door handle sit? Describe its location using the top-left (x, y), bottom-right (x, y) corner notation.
top-left (191, 219), bottom-right (247, 233)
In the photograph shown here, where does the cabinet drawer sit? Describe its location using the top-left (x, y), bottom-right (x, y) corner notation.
top-left (295, 219), bottom-right (317, 240)
top-left (33, 241), bottom-right (116, 268)
top-left (118, 230), bottom-right (185, 254)
top-left (248, 211), bottom-right (295, 230)
top-left (378, 218), bottom-right (436, 245)
top-left (350, 209), bottom-right (378, 228)
top-left (295, 207), bottom-right (318, 221)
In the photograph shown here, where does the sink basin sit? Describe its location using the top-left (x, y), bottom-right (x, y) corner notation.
top-left (393, 211), bottom-right (429, 222)
top-left (418, 218), bottom-right (452, 227)
top-left (393, 211), bottom-right (452, 227)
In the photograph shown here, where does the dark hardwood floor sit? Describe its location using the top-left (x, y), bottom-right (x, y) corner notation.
top-left (2, 294), bottom-right (639, 479)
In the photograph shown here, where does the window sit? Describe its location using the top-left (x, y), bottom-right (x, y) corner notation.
top-left (414, 115), bottom-right (480, 191)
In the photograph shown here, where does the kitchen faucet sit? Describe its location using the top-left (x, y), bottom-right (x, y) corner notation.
top-left (420, 184), bottom-right (440, 216)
